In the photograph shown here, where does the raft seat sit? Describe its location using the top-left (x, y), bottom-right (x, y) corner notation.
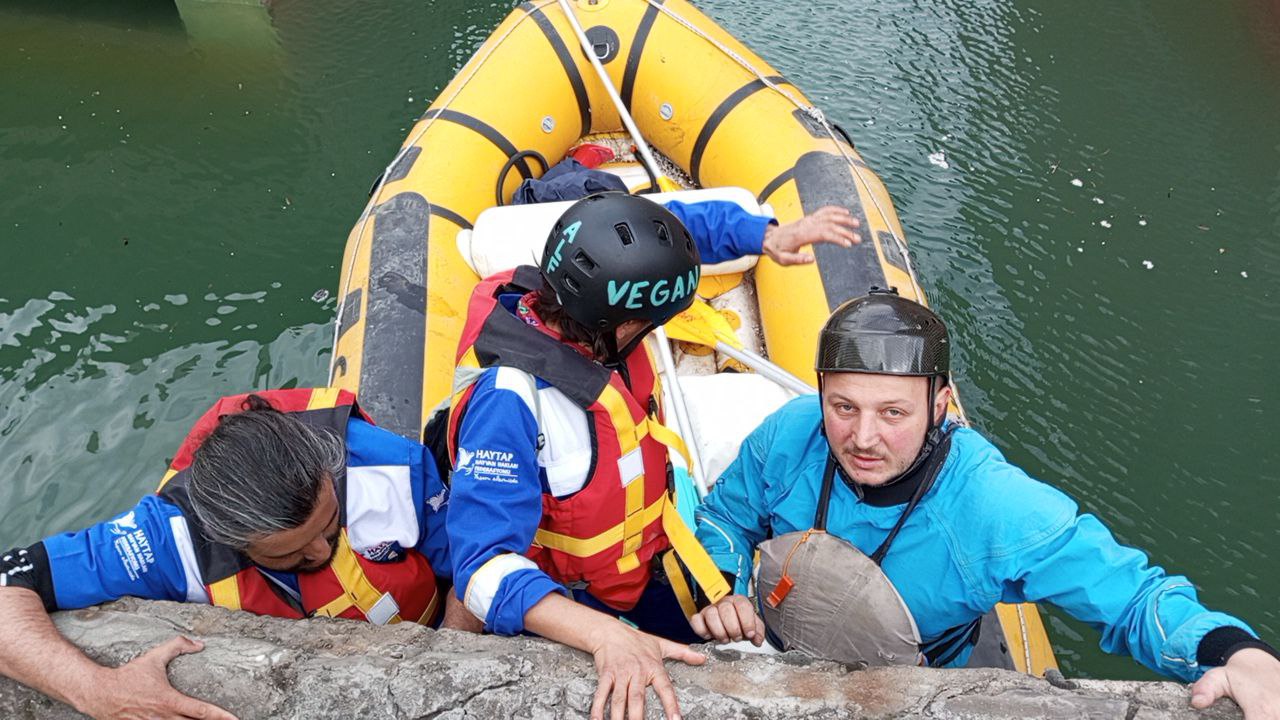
top-left (456, 186), bottom-right (775, 279)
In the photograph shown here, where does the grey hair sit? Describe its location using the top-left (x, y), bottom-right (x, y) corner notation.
top-left (186, 397), bottom-right (346, 550)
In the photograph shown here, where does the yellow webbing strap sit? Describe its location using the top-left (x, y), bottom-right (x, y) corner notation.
top-left (598, 384), bottom-right (648, 571)
top-left (155, 468), bottom-right (178, 492)
top-left (534, 495), bottom-right (666, 556)
top-left (312, 529), bottom-right (401, 624)
top-left (643, 418), bottom-right (693, 471)
top-left (416, 588), bottom-right (441, 625)
top-left (208, 574), bottom-right (242, 611)
top-left (616, 474), bottom-right (645, 563)
top-left (598, 385), bottom-right (641, 453)
top-left (661, 495), bottom-right (731, 604)
top-left (306, 387), bottom-right (341, 410)
top-left (662, 549), bottom-right (698, 619)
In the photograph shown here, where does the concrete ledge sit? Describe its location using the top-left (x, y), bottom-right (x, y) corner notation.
top-left (0, 599), bottom-right (1242, 719)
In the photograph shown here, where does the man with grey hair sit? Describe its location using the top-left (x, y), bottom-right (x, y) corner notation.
top-left (0, 388), bottom-right (457, 720)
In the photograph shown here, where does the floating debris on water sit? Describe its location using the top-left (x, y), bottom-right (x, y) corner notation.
top-left (1138, 218), bottom-right (1148, 227)
top-left (1099, 220), bottom-right (1112, 228)
top-left (928, 151), bottom-right (949, 169)
top-left (312, 289), bottom-right (331, 303)
top-left (1070, 178), bottom-right (1083, 187)
top-left (1241, 271), bottom-right (1248, 278)
top-left (1142, 260), bottom-right (1154, 269)
top-left (1092, 197), bottom-right (1104, 204)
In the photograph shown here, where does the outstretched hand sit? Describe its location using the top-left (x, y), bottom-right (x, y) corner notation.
top-left (761, 205), bottom-right (861, 266)
top-left (588, 623), bottom-right (705, 720)
top-left (80, 636), bottom-right (238, 720)
top-left (1190, 648), bottom-right (1280, 719)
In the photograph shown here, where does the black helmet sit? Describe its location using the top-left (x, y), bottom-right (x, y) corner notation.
top-left (815, 288), bottom-right (949, 376)
top-left (541, 192), bottom-right (700, 331)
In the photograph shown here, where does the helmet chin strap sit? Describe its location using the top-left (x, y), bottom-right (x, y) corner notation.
top-left (600, 322), bottom-right (655, 389)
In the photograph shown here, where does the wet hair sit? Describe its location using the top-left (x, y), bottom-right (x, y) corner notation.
top-left (532, 279), bottom-right (614, 361)
top-left (186, 395), bottom-right (344, 550)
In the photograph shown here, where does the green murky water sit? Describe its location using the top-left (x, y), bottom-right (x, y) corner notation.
top-left (1, 0), bottom-right (1277, 680)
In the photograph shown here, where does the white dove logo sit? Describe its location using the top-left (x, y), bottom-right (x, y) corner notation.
top-left (108, 511), bottom-right (138, 536)
top-left (457, 448), bottom-right (475, 471)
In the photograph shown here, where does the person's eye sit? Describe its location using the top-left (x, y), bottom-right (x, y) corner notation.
top-left (884, 408), bottom-right (904, 418)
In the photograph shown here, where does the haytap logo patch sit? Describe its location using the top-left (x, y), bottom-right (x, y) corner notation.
top-left (457, 447), bottom-right (520, 484)
top-left (108, 510), bottom-right (155, 581)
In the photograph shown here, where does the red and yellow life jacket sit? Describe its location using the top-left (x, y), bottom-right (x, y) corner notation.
top-left (156, 388), bottom-right (440, 625)
top-left (446, 267), bottom-right (729, 613)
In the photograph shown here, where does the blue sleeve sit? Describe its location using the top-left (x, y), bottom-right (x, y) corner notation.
top-left (41, 495), bottom-right (190, 610)
top-left (663, 199), bottom-right (773, 265)
top-left (344, 417), bottom-right (453, 581)
top-left (415, 447), bottom-right (453, 581)
top-left (990, 495), bottom-right (1255, 681)
top-left (695, 413), bottom-right (777, 595)
top-left (446, 368), bottom-right (565, 635)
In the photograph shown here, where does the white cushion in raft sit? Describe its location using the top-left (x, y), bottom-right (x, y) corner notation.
top-left (669, 373), bottom-right (794, 487)
top-left (456, 186), bottom-right (774, 279)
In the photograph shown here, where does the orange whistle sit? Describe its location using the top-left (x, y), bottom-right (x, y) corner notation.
top-left (766, 575), bottom-right (794, 608)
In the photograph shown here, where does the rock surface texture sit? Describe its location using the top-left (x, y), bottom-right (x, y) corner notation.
top-left (0, 599), bottom-right (1242, 719)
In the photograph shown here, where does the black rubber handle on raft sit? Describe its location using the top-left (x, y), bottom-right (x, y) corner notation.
top-left (495, 150), bottom-right (551, 206)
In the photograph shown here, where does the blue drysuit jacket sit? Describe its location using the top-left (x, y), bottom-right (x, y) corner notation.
top-left (694, 395), bottom-right (1257, 681)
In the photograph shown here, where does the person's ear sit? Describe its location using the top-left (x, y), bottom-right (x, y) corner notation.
top-left (934, 382), bottom-right (952, 424)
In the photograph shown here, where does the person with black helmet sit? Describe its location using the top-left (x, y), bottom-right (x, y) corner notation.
top-left (442, 192), bottom-right (859, 720)
top-left (692, 289), bottom-right (1280, 717)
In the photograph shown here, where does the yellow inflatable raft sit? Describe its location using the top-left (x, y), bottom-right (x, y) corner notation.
top-left (328, 0), bottom-right (1057, 676)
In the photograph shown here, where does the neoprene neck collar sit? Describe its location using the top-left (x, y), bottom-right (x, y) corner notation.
top-left (835, 426), bottom-right (950, 507)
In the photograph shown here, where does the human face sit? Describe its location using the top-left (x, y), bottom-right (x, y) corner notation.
top-left (613, 319), bottom-right (652, 352)
top-left (821, 372), bottom-right (950, 487)
top-left (245, 475), bottom-right (341, 574)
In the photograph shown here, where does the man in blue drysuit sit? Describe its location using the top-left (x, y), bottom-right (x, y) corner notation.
top-left (691, 289), bottom-right (1280, 717)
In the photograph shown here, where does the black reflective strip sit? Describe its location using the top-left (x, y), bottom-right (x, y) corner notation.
top-left (621, 0), bottom-right (663, 110)
top-left (792, 151), bottom-right (884, 309)
top-left (690, 75), bottom-right (787, 186)
top-left (429, 204), bottom-right (474, 230)
top-left (386, 146), bottom-right (422, 183)
top-left (420, 108), bottom-right (532, 180)
top-left (360, 192), bottom-right (429, 439)
top-left (337, 287), bottom-right (362, 340)
top-left (757, 166), bottom-right (796, 203)
top-left (0, 543), bottom-right (56, 612)
top-left (524, 2), bottom-right (591, 137)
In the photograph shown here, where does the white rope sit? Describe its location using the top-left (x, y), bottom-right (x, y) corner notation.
top-left (328, 0), bottom-right (560, 381)
top-left (642, 0), bottom-right (927, 305)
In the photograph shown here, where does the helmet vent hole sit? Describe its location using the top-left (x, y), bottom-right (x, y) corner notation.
top-left (615, 222), bottom-right (635, 246)
top-left (562, 275), bottom-right (581, 295)
top-left (572, 250), bottom-right (597, 274)
top-left (654, 221), bottom-right (671, 246)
